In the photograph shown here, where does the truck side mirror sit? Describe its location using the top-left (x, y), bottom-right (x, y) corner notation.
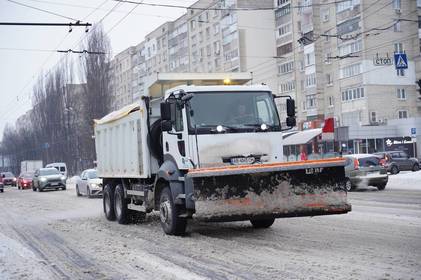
top-left (286, 99), bottom-right (295, 117)
top-left (160, 102), bottom-right (171, 121)
top-left (161, 120), bottom-right (172, 132)
top-left (286, 117), bottom-right (296, 127)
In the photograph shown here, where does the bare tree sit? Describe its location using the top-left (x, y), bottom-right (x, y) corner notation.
top-left (79, 24), bottom-right (113, 168)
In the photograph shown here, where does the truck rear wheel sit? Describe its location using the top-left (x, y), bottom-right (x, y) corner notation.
top-left (250, 218), bottom-right (275, 228)
top-left (114, 185), bottom-right (129, 224)
top-left (159, 187), bottom-right (187, 235)
top-left (103, 184), bottom-right (116, 221)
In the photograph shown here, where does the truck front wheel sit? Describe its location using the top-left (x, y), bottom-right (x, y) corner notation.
top-left (250, 218), bottom-right (275, 228)
top-left (159, 187), bottom-right (187, 235)
top-left (103, 184), bottom-right (116, 221)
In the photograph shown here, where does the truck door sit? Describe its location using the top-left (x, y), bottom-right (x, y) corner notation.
top-left (162, 98), bottom-right (188, 169)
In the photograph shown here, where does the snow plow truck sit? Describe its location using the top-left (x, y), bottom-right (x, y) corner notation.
top-left (94, 73), bottom-right (351, 235)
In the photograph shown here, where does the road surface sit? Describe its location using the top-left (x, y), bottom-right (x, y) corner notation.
top-left (0, 171), bottom-right (420, 279)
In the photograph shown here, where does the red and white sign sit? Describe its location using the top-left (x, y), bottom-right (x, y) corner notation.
top-left (322, 118), bottom-right (334, 141)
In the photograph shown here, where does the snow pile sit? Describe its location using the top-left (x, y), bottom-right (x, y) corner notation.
top-left (387, 171), bottom-right (421, 191)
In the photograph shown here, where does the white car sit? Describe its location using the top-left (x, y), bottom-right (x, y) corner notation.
top-left (75, 169), bottom-right (102, 198)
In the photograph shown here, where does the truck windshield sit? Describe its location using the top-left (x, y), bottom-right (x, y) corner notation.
top-left (188, 91), bottom-right (280, 133)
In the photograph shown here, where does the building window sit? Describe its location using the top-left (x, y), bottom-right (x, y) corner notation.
top-left (338, 40), bottom-right (362, 56)
top-left (340, 63), bottom-right (362, 78)
top-left (321, 8), bottom-right (330, 22)
top-left (337, 17), bottom-right (360, 35)
top-left (305, 73), bottom-right (316, 88)
top-left (370, 111), bottom-right (377, 123)
top-left (305, 52), bottom-right (315, 66)
top-left (394, 21), bottom-right (401, 32)
top-left (275, 4), bottom-right (291, 18)
top-left (341, 87), bottom-right (364, 101)
top-left (326, 73), bottom-right (333, 85)
top-left (213, 41), bottom-right (220, 54)
top-left (278, 61), bottom-right (294, 74)
top-left (279, 81), bottom-right (296, 93)
top-left (277, 42), bottom-right (293, 56)
top-left (328, 96), bottom-right (334, 106)
top-left (277, 23), bottom-right (292, 38)
top-left (337, 0), bottom-right (360, 13)
top-left (397, 88), bottom-right (406, 100)
top-left (398, 110), bottom-right (408, 119)
top-left (393, 0), bottom-right (401, 10)
top-left (306, 94), bottom-right (317, 109)
top-left (277, 0), bottom-right (290, 6)
top-left (213, 23), bottom-right (220, 35)
top-left (190, 20), bottom-right (196, 30)
top-left (394, 42), bottom-right (403, 53)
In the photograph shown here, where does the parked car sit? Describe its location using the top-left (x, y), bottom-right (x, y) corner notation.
top-left (45, 162), bottom-right (67, 178)
top-left (343, 154), bottom-right (388, 191)
top-left (75, 169), bottom-right (102, 198)
top-left (17, 172), bottom-right (35, 190)
top-left (32, 168), bottom-right (67, 192)
top-left (0, 172), bottom-right (16, 186)
top-left (374, 151), bottom-right (420, 174)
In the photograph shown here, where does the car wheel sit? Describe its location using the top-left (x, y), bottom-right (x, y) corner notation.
top-left (18, 185), bottom-right (21, 190)
top-left (103, 184), bottom-right (116, 221)
top-left (159, 187), bottom-right (187, 235)
top-left (37, 187), bottom-right (43, 192)
top-left (250, 217), bottom-right (275, 228)
top-left (32, 187), bottom-right (36, 192)
top-left (391, 165), bottom-right (399, 175)
top-left (76, 185), bottom-right (81, 197)
top-left (87, 186), bottom-right (91, 198)
top-left (377, 184), bottom-right (387, 191)
top-left (412, 164), bottom-right (420, 172)
top-left (345, 178), bottom-right (354, 192)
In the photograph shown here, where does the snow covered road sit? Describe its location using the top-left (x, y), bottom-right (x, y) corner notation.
top-left (0, 171), bottom-right (420, 279)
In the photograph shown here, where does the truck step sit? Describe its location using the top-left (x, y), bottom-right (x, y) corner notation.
top-left (127, 190), bottom-right (144, 197)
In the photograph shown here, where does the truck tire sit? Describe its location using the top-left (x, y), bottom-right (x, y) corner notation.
top-left (412, 163), bottom-right (419, 172)
top-left (103, 184), bottom-right (116, 221)
top-left (114, 185), bottom-right (129, 224)
top-left (250, 218), bottom-right (275, 228)
top-left (76, 185), bottom-right (81, 197)
top-left (159, 187), bottom-right (187, 235)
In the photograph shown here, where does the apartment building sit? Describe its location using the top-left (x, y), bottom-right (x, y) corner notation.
top-left (110, 46), bottom-right (136, 111)
top-left (276, 0), bottom-right (421, 155)
top-left (128, 0), bottom-right (277, 106)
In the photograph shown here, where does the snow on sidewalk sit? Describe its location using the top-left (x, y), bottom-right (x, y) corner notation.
top-left (387, 171), bottom-right (421, 190)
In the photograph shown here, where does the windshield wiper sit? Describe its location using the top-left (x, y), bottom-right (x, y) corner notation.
top-left (242, 123), bottom-right (272, 131)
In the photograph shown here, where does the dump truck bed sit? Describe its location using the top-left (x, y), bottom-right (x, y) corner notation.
top-left (185, 158), bottom-right (351, 222)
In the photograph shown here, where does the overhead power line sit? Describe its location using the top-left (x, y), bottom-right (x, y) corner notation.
top-left (6, 0), bottom-right (79, 21)
top-left (0, 21), bottom-right (92, 33)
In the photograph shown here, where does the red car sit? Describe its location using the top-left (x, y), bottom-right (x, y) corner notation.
top-left (17, 172), bottom-right (34, 190)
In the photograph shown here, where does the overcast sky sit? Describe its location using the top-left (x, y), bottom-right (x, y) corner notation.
top-left (0, 0), bottom-right (196, 139)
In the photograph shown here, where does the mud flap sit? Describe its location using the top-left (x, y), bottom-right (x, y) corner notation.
top-left (185, 159), bottom-right (351, 222)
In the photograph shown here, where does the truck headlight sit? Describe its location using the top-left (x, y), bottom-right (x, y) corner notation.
top-left (61, 176), bottom-right (66, 181)
top-left (89, 183), bottom-right (98, 188)
top-left (40, 177), bottom-right (47, 182)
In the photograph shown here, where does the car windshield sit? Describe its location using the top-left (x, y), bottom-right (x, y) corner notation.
top-left (22, 172), bottom-right (34, 179)
top-left (188, 91), bottom-right (280, 132)
top-left (39, 168), bottom-right (60, 176)
top-left (3, 172), bottom-right (14, 177)
top-left (87, 170), bottom-right (98, 179)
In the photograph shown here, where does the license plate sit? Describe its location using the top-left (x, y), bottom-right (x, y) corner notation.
top-left (230, 156), bottom-right (255, 165)
top-left (51, 182), bottom-right (59, 186)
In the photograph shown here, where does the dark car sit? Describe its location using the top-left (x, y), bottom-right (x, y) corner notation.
top-left (0, 172), bottom-right (17, 186)
top-left (17, 172), bottom-right (35, 190)
top-left (344, 154), bottom-right (388, 191)
top-left (32, 168), bottom-right (67, 192)
top-left (374, 151), bottom-right (419, 174)
top-left (0, 178), bottom-right (3, 193)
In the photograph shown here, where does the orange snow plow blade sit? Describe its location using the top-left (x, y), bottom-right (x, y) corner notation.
top-left (185, 158), bottom-right (351, 222)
